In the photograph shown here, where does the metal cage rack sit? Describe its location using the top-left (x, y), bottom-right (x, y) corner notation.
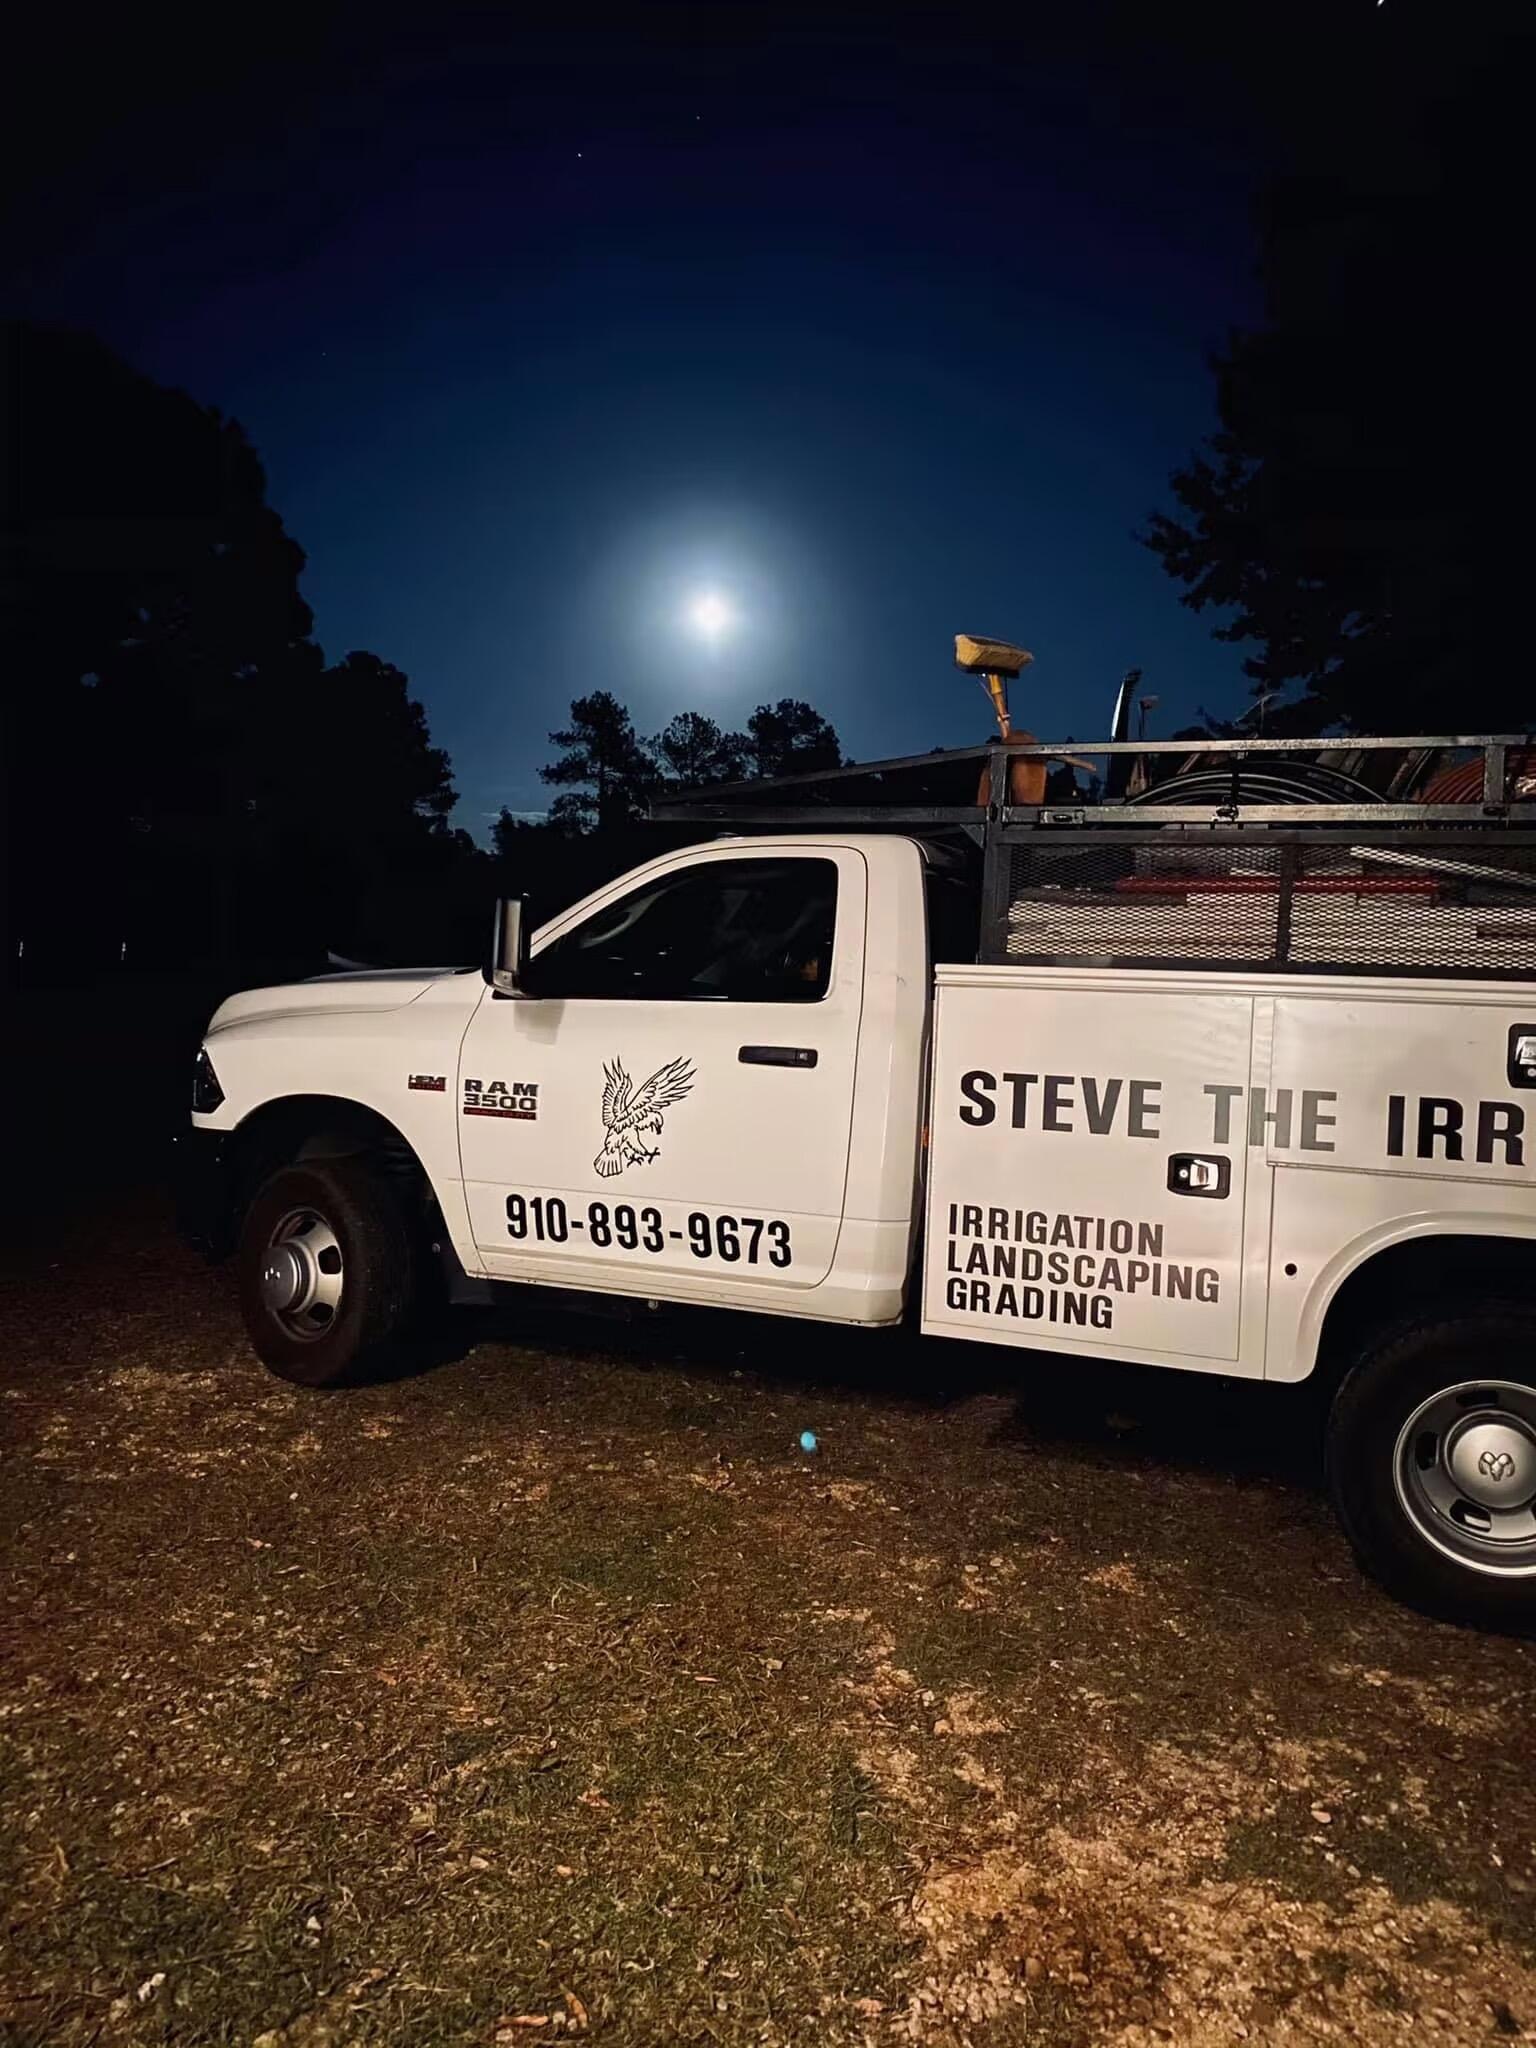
top-left (652, 734), bottom-right (1536, 980)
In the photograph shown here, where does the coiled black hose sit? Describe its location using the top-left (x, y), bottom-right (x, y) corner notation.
top-left (1127, 761), bottom-right (1384, 808)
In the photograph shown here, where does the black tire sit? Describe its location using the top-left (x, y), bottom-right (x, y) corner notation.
top-left (237, 1159), bottom-right (423, 1387)
top-left (1326, 1301), bottom-right (1536, 1634)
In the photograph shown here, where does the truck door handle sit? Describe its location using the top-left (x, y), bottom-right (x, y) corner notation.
top-left (1167, 1153), bottom-right (1231, 1198)
top-left (738, 1045), bottom-right (818, 1069)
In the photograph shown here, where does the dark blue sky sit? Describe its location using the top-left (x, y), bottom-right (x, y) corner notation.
top-left (10, 14), bottom-right (1283, 833)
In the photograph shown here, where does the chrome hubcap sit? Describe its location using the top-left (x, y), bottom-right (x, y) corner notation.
top-left (261, 1244), bottom-right (307, 1313)
top-left (259, 1208), bottom-right (344, 1343)
top-left (1394, 1379), bottom-right (1536, 1577)
top-left (1446, 1418), bottom-right (1536, 1506)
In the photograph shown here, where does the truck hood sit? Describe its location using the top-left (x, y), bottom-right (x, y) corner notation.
top-left (208, 966), bottom-right (467, 1032)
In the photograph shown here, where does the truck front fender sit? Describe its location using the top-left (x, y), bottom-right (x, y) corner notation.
top-left (174, 1094), bottom-right (447, 1262)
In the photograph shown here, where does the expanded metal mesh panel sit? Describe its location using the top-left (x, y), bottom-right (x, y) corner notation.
top-left (997, 835), bottom-right (1536, 978)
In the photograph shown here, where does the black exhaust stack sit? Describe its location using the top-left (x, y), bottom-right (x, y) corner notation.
top-left (1104, 668), bottom-right (1141, 800)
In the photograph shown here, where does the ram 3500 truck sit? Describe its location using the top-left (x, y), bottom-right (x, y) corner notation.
top-left (176, 725), bottom-right (1536, 1632)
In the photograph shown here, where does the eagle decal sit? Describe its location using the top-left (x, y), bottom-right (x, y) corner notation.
top-left (595, 1054), bottom-right (696, 1178)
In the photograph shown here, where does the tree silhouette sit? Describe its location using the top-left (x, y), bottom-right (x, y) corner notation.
top-left (4, 321), bottom-right (467, 971)
top-left (490, 808), bottom-right (615, 925)
top-left (1145, 30), bottom-right (1531, 734)
top-left (534, 693), bottom-right (846, 835)
top-left (540, 691), bottom-right (657, 830)
top-left (647, 711), bottom-right (749, 788)
top-left (742, 699), bottom-right (844, 779)
top-left (318, 652), bottom-right (457, 834)
top-left (491, 811), bottom-right (555, 864)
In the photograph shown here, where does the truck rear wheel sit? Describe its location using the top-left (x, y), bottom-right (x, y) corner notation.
top-left (237, 1160), bottom-right (422, 1387)
top-left (1326, 1303), bottom-right (1536, 1633)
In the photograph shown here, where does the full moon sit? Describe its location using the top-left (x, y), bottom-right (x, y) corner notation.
top-left (685, 589), bottom-right (735, 643)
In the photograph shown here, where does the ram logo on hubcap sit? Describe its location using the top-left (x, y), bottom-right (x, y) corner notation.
top-left (1477, 1448), bottom-right (1518, 1483)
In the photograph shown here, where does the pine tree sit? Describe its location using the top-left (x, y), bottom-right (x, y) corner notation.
top-left (647, 711), bottom-right (749, 788)
top-left (539, 691), bottom-right (657, 831)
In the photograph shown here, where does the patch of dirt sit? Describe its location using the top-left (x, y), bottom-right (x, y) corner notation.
top-left (2, 1201), bottom-right (1534, 2046)
top-left (897, 1742), bottom-right (1536, 2044)
top-left (1084, 1561), bottom-right (1145, 1597)
top-left (932, 1689), bottom-right (1005, 1738)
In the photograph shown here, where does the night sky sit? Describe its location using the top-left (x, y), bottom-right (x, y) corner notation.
top-left (7, 11), bottom-right (1321, 834)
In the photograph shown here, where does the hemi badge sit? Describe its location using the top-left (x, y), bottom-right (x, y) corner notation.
top-left (408, 1074), bottom-right (447, 1092)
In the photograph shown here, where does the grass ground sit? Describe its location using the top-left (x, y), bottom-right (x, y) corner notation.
top-left (3, 1197), bottom-right (1534, 2046)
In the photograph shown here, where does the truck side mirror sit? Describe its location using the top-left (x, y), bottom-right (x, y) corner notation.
top-left (490, 896), bottom-right (531, 996)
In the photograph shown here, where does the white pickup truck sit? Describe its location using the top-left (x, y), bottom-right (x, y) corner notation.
top-left (176, 724), bottom-right (1536, 1631)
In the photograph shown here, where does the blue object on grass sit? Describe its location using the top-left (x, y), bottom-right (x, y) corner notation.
top-left (799, 1430), bottom-right (819, 1453)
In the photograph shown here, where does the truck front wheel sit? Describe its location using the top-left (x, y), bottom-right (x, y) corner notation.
top-left (237, 1160), bottom-right (423, 1387)
top-left (1327, 1304), bottom-right (1536, 1633)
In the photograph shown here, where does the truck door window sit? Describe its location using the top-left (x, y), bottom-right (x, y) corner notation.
top-left (532, 858), bottom-right (838, 1002)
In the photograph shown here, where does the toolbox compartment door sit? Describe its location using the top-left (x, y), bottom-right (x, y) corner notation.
top-left (922, 976), bottom-right (1252, 1365)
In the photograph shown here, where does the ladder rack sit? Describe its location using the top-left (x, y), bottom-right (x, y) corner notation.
top-left (651, 734), bottom-right (1536, 980)
top-left (650, 734), bottom-right (1535, 833)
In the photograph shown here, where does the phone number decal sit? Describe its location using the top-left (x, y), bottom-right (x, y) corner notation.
top-left (505, 1193), bottom-right (791, 1267)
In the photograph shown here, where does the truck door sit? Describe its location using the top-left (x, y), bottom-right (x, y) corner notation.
top-left (457, 847), bottom-right (867, 1296)
top-left (922, 973), bottom-right (1254, 1367)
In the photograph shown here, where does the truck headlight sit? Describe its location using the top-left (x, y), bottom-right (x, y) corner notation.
top-left (192, 1047), bottom-right (225, 1114)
